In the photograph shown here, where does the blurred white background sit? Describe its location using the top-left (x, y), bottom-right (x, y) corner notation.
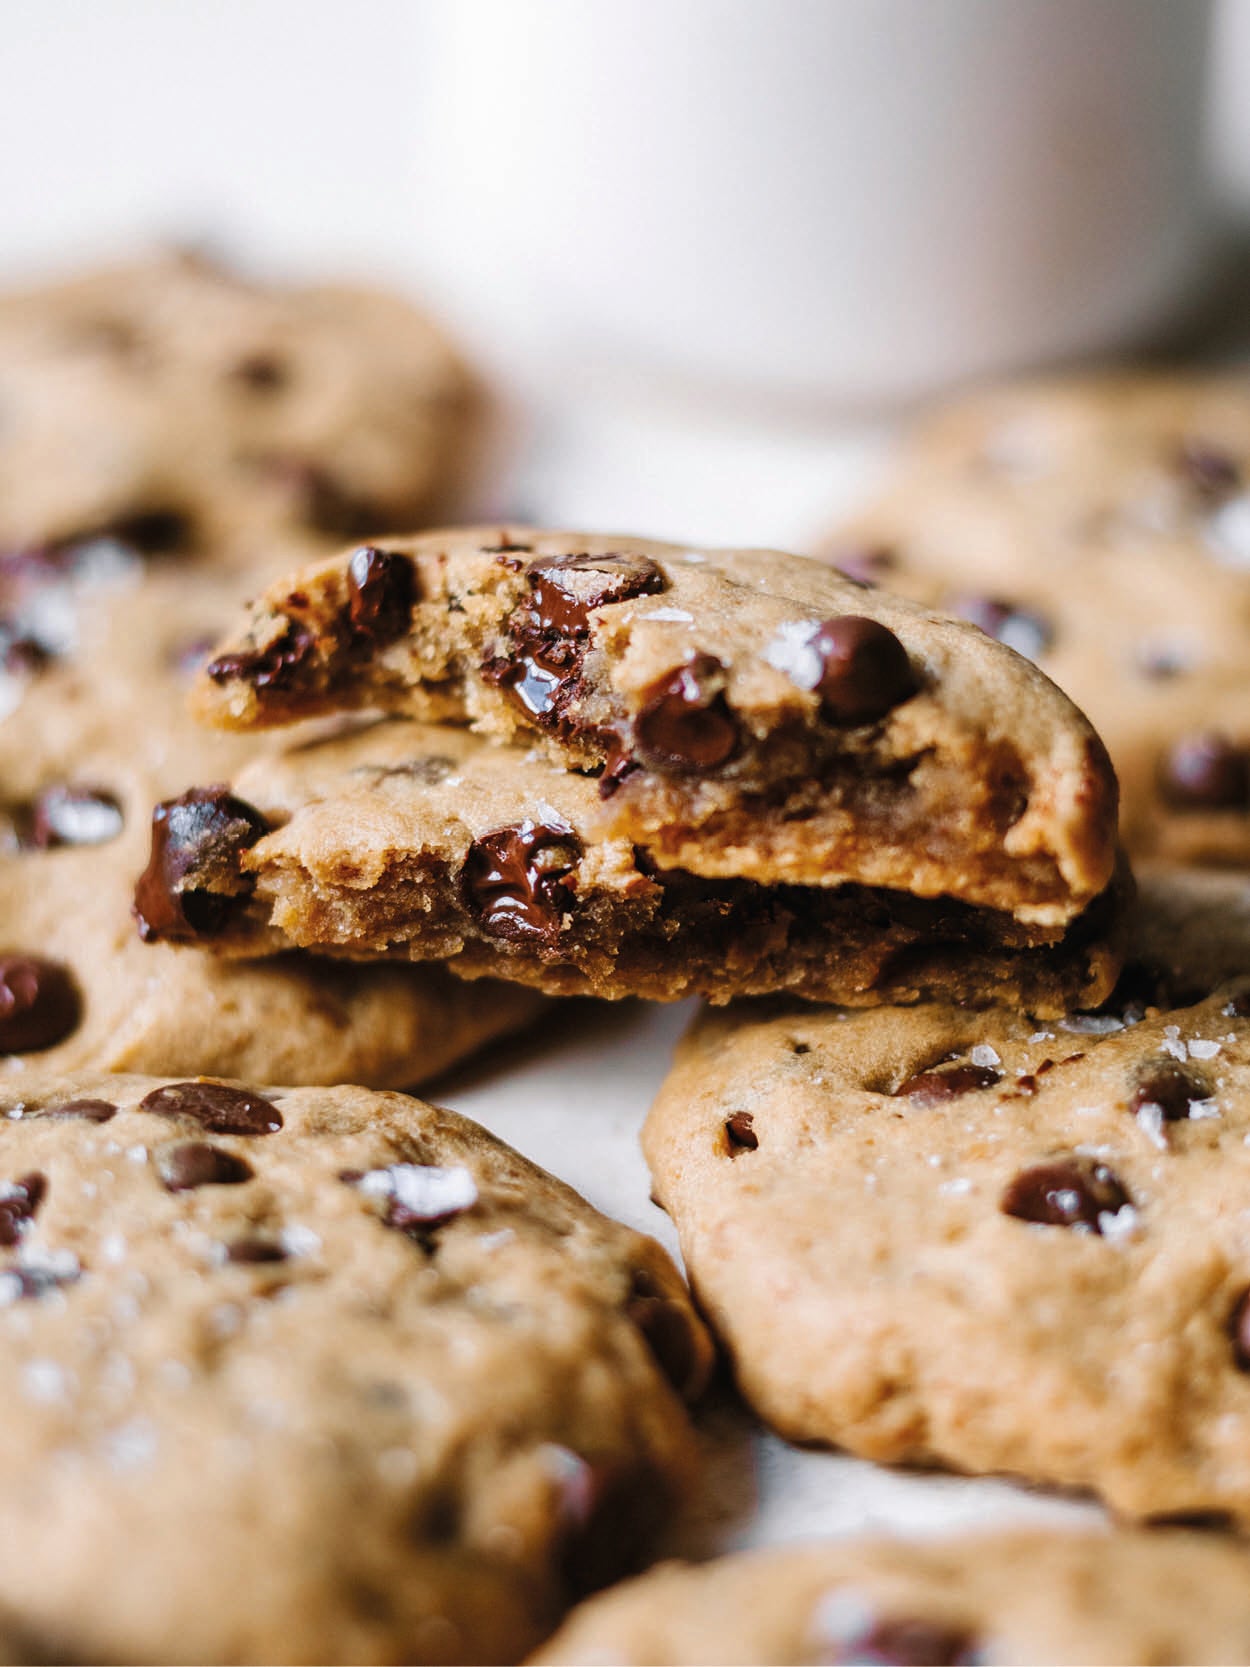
top-left (3, 0), bottom-right (1249, 546)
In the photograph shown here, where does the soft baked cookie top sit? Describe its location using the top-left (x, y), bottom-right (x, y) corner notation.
top-left (193, 528), bottom-right (1120, 925)
top-left (0, 252), bottom-right (484, 559)
top-left (0, 1071), bottom-right (709, 1664)
top-left (823, 371), bottom-right (1250, 868)
top-left (644, 869), bottom-right (1250, 1524)
top-left (533, 1528), bottom-right (1250, 1667)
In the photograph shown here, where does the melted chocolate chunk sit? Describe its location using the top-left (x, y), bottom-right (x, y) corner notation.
top-left (827, 1613), bottom-right (981, 1666)
top-left (157, 1142), bottom-right (254, 1192)
top-left (25, 785), bottom-right (123, 850)
top-left (948, 594), bottom-right (1053, 662)
top-left (133, 786), bottom-right (268, 943)
top-left (38, 1098), bottom-right (116, 1123)
top-left (634, 655), bottom-right (739, 772)
top-left (0, 955), bottom-right (80, 1052)
top-left (1129, 1059), bottom-right (1209, 1122)
top-left (139, 1081), bottom-right (283, 1136)
top-left (808, 616), bottom-right (915, 725)
top-left (462, 820), bottom-right (583, 943)
top-left (0, 1172), bottom-right (46, 1246)
top-left (205, 617), bottom-right (314, 690)
top-left (626, 1269), bottom-right (703, 1399)
top-left (896, 1062), bottom-right (1002, 1104)
top-left (1180, 440), bottom-right (1241, 497)
top-left (1001, 1157), bottom-right (1131, 1233)
top-left (486, 552), bottom-right (666, 736)
top-left (1159, 733), bottom-right (1250, 810)
top-left (724, 1111), bottom-right (759, 1152)
top-left (526, 551), bottom-right (666, 634)
top-left (346, 546), bottom-right (415, 645)
top-left (1230, 1289), bottom-right (1250, 1371)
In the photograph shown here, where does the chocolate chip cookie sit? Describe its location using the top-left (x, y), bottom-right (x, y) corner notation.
top-left (822, 371), bottom-right (1250, 866)
top-left (645, 868), bottom-right (1250, 1523)
top-left (534, 1528), bottom-right (1250, 1665)
top-left (135, 714), bottom-right (1126, 1014)
top-left (193, 529), bottom-right (1120, 929)
top-left (0, 251), bottom-right (484, 560)
top-left (0, 548), bottom-right (541, 1084)
top-left (0, 1069), bottom-right (710, 1663)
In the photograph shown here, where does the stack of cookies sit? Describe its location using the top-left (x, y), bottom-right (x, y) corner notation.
top-left (7, 251), bottom-right (1250, 1665)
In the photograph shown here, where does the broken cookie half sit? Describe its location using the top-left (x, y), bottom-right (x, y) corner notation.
top-left (134, 717), bottom-right (1126, 1016)
top-left (192, 529), bottom-right (1120, 929)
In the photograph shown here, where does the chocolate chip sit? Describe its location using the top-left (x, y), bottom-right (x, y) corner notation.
top-left (25, 785), bottom-right (123, 850)
top-left (1129, 1059), bottom-right (1209, 1122)
top-left (138, 1081), bottom-right (283, 1136)
top-left (634, 655), bottom-right (738, 772)
top-left (230, 352), bottom-right (288, 392)
top-left (462, 820), bottom-right (582, 943)
top-left (1159, 733), bottom-right (1250, 810)
top-left (948, 594), bottom-right (1053, 662)
top-left (224, 1237), bottom-right (287, 1264)
top-left (38, 1098), bottom-right (116, 1123)
top-left (346, 546), bottom-right (415, 645)
top-left (107, 508), bottom-right (192, 555)
top-left (0, 1172), bottom-right (46, 1246)
top-left (157, 1142), bottom-right (254, 1192)
top-left (1180, 440), bottom-right (1241, 498)
top-left (826, 1613), bottom-right (980, 1666)
top-left (626, 1270), bottom-right (703, 1399)
top-left (895, 1063), bottom-right (1002, 1104)
top-left (0, 955), bottom-right (80, 1052)
top-left (724, 1111), bottom-right (759, 1152)
top-left (133, 786), bottom-right (268, 943)
top-left (205, 616), bottom-right (314, 690)
top-left (0, 623), bottom-right (52, 675)
top-left (808, 616), bottom-right (915, 725)
top-left (1001, 1157), bottom-right (1131, 1233)
top-left (526, 551), bottom-right (667, 634)
top-left (1230, 1289), bottom-right (1250, 1370)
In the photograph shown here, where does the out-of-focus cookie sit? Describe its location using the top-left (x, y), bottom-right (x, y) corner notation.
top-left (128, 714), bottom-right (1125, 1016)
top-left (533, 1529), bottom-right (1250, 1666)
top-left (0, 251), bottom-right (484, 560)
top-left (0, 1069), bottom-right (710, 1663)
top-left (645, 868), bottom-right (1250, 1523)
top-left (0, 544), bottom-right (542, 1085)
top-left (193, 529), bottom-right (1120, 929)
top-left (823, 372), bottom-right (1250, 865)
